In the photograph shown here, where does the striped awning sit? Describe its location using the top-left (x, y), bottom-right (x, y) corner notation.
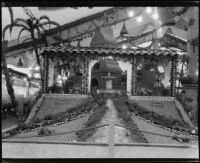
top-left (41, 46), bottom-right (179, 57)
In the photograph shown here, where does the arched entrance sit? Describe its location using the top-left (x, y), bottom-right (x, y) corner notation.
top-left (88, 59), bottom-right (132, 93)
top-left (91, 78), bottom-right (99, 89)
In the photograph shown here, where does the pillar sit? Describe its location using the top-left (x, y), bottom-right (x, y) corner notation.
top-left (170, 56), bottom-right (177, 97)
top-left (82, 56), bottom-right (89, 94)
top-left (131, 56), bottom-right (137, 96)
top-left (187, 7), bottom-right (199, 80)
top-left (42, 52), bottom-right (49, 94)
top-left (41, 54), bottom-right (45, 94)
top-left (45, 54), bottom-right (49, 93)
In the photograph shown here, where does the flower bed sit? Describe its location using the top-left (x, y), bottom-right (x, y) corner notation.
top-left (76, 105), bottom-right (108, 142)
top-left (2, 94), bottom-right (106, 138)
top-left (126, 101), bottom-right (192, 134)
top-left (76, 94), bottom-right (108, 142)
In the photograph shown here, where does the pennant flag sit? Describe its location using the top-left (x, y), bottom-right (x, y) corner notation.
top-left (17, 57), bottom-right (23, 67)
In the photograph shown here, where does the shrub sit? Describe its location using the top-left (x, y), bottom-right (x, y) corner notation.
top-left (161, 88), bottom-right (170, 96)
top-left (113, 99), bottom-right (148, 143)
top-left (18, 123), bottom-right (27, 131)
top-left (77, 104), bottom-right (108, 141)
top-left (38, 127), bottom-right (53, 136)
top-left (185, 97), bottom-right (193, 103)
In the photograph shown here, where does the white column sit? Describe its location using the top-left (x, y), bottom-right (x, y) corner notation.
top-left (187, 7), bottom-right (199, 80)
top-left (48, 59), bottom-right (56, 87)
top-left (88, 60), bottom-right (98, 92)
top-left (117, 61), bottom-right (132, 93)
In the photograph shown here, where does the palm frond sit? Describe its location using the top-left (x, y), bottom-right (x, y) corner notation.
top-left (39, 15), bottom-right (50, 21)
top-left (8, 18), bottom-right (30, 34)
top-left (38, 21), bottom-right (61, 38)
top-left (14, 18), bottom-right (27, 25)
top-left (18, 28), bottom-right (29, 44)
top-left (16, 23), bottom-right (30, 31)
top-left (8, 7), bottom-right (14, 32)
top-left (2, 24), bottom-right (12, 41)
top-left (39, 15), bottom-right (51, 29)
top-left (38, 21), bottom-right (60, 30)
top-left (22, 37), bottom-right (32, 43)
top-left (35, 27), bottom-right (41, 40)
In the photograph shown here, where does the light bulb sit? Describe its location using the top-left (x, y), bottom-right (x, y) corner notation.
top-left (136, 16), bottom-right (143, 23)
top-left (122, 44), bottom-right (127, 50)
top-left (35, 66), bottom-right (40, 71)
top-left (58, 75), bottom-right (62, 79)
top-left (28, 73), bottom-right (32, 78)
top-left (58, 80), bottom-right (62, 85)
top-left (128, 10), bottom-right (134, 17)
top-left (152, 13), bottom-right (159, 20)
top-left (63, 76), bottom-right (67, 80)
top-left (146, 7), bottom-right (152, 14)
top-left (34, 73), bottom-right (40, 79)
top-left (196, 70), bottom-right (198, 76)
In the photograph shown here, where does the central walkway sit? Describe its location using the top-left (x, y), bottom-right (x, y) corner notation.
top-left (88, 98), bottom-right (133, 143)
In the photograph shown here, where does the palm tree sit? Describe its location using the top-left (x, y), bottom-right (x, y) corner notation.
top-left (2, 7), bottom-right (60, 113)
top-left (2, 6), bottom-right (17, 109)
top-left (2, 41), bottom-right (17, 109)
top-left (3, 15), bottom-right (61, 68)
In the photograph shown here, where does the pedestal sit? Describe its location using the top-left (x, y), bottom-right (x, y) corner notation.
top-left (106, 80), bottom-right (112, 90)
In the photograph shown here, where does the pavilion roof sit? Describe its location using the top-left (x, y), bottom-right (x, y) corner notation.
top-left (41, 46), bottom-right (179, 58)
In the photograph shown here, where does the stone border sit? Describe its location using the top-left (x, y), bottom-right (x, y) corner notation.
top-left (129, 113), bottom-right (198, 138)
top-left (21, 113), bottom-right (90, 133)
top-left (174, 98), bottom-right (194, 128)
top-left (2, 125), bottom-right (18, 133)
top-left (44, 93), bottom-right (88, 98)
top-left (128, 96), bottom-right (174, 101)
top-left (115, 142), bottom-right (198, 149)
top-left (2, 139), bottom-right (109, 146)
top-left (25, 94), bottom-right (45, 125)
top-left (2, 139), bottom-right (197, 149)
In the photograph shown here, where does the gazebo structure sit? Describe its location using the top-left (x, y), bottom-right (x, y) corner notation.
top-left (40, 46), bottom-right (178, 97)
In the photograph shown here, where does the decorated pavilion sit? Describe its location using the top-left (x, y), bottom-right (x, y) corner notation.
top-left (40, 37), bottom-right (179, 97)
top-left (2, 6), bottom-right (199, 159)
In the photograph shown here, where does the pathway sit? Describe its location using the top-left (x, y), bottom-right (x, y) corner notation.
top-left (87, 98), bottom-right (133, 143)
